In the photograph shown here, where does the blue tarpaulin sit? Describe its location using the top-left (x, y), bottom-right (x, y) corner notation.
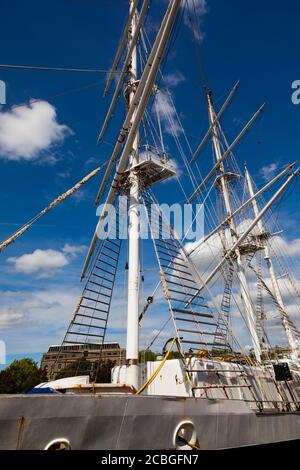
top-left (26, 387), bottom-right (61, 394)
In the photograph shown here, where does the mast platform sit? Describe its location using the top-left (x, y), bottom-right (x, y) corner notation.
top-left (238, 241), bottom-right (265, 256)
top-left (226, 237), bottom-right (266, 258)
top-left (118, 146), bottom-right (176, 192)
top-left (215, 172), bottom-right (241, 188)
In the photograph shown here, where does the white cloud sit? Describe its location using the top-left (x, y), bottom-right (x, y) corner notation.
top-left (150, 329), bottom-right (170, 339)
top-left (35, 154), bottom-right (60, 166)
top-left (154, 90), bottom-right (182, 137)
top-left (259, 162), bottom-right (279, 182)
top-left (85, 156), bottom-right (99, 166)
top-left (0, 100), bottom-right (71, 161)
top-left (71, 188), bottom-right (92, 203)
top-left (7, 249), bottom-right (68, 275)
top-left (163, 71), bottom-right (185, 88)
top-left (0, 312), bottom-right (25, 329)
top-left (0, 288), bottom-right (80, 353)
top-left (186, 222), bottom-right (237, 278)
top-left (185, 222), bottom-right (300, 330)
top-left (186, 216), bottom-right (300, 279)
top-left (57, 170), bottom-right (71, 179)
top-left (0, 285), bottom-right (171, 354)
top-left (152, 68), bottom-right (185, 139)
top-left (6, 244), bottom-right (86, 276)
top-left (271, 235), bottom-right (300, 257)
top-left (183, 0), bottom-right (208, 43)
top-left (184, 0), bottom-right (208, 17)
top-left (62, 243), bottom-right (87, 257)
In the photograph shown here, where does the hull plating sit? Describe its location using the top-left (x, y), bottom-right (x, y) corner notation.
top-left (1, 394), bottom-right (300, 450)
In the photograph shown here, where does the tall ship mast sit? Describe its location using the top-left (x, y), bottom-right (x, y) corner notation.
top-left (1, 0), bottom-right (300, 450)
top-left (126, 0), bottom-right (143, 389)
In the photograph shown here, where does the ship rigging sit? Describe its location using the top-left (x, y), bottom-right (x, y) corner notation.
top-left (1, 0), bottom-right (300, 450)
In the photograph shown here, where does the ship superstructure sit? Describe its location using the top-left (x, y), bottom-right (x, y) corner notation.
top-left (1, 0), bottom-right (300, 450)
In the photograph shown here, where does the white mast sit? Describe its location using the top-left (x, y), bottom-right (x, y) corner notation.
top-left (80, 0), bottom-right (180, 385)
top-left (206, 91), bottom-right (262, 362)
top-left (245, 165), bottom-right (299, 361)
top-left (126, 0), bottom-right (140, 389)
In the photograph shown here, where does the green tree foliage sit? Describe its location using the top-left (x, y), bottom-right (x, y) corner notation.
top-left (54, 350), bottom-right (184, 385)
top-left (93, 360), bottom-right (115, 383)
top-left (54, 357), bottom-right (115, 383)
top-left (0, 358), bottom-right (47, 394)
top-left (139, 350), bottom-right (157, 362)
top-left (167, 351), bottom-right (182, 360)
top-left (139, 350), bottom-right (182, 362)
top-left (54, 357), bottom-right (91, 380)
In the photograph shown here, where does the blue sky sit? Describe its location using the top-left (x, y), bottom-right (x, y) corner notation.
top-left (1, 0), bottom-right (300, 363)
